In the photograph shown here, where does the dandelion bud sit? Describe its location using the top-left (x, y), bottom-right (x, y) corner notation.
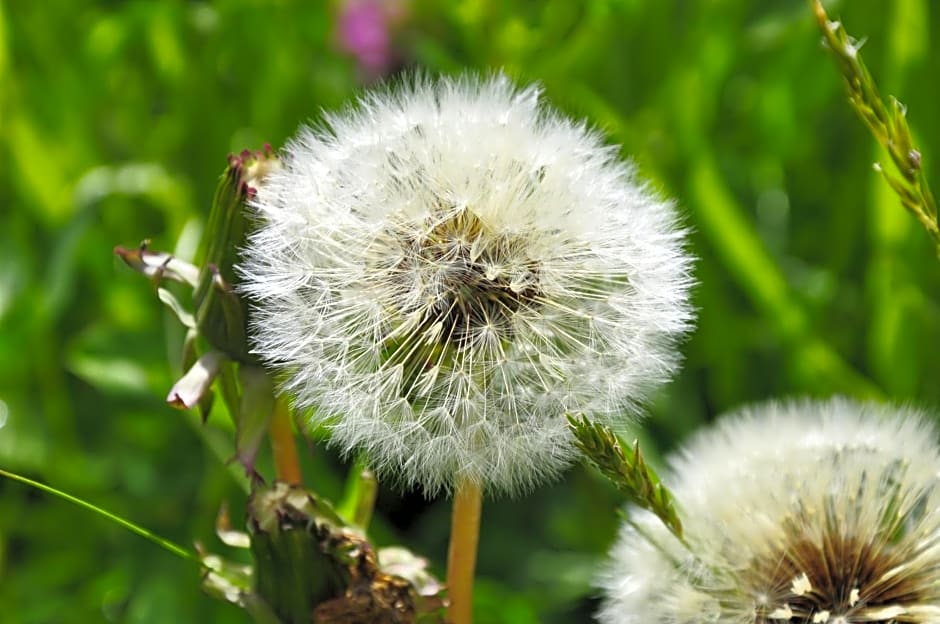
top-left (239, 74), bottom-right (694, 496)
top-left (598, 399), bottom-right (940, 624)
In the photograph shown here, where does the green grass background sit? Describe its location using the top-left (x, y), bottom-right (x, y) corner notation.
top-left (1, 0), bottom-right (939, 622)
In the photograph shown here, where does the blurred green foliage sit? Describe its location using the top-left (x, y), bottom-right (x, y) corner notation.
top-left (1, 0), bottom-right (939, 622)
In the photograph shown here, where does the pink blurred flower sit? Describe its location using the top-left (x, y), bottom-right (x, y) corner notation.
top-left (336, 0), bottom-right (406, 78)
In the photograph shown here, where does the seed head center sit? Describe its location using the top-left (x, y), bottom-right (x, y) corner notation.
top-left (407, 207), bottom-right (541, 348)
top-left (748, 534), bottom-right (924, 623)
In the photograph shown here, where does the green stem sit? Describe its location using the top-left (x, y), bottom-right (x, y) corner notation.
top-left (338, 458), bottom-right (378, 529)
top-left (0, 467), bottom-right (200, 565)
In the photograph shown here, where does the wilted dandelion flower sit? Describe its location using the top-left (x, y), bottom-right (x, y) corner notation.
top-left (598, 399), bottom-right (940, 624)
top-left (239, 74), bottom-right (693, 496)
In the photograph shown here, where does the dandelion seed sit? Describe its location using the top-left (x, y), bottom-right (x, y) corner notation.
top-left (790, 573), bottom-right (811, 597)
top-left (597, 399), bottom-right (940, 624)
top-left (239, 74), bottom-right (693, 496)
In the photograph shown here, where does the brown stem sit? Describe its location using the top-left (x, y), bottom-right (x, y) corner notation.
top-left (446, 477), bottom-right (482, 624)
top-left (269, 397), bottom-right (303, 485)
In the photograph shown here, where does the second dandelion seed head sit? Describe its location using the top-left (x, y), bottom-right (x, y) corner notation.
top-left (598, 399), bottom-right (940, 624)
top-left (239, 74), bottom-right (694, 496)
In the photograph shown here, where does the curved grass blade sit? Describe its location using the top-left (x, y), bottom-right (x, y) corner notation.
top-left (0, 467), bottom-right (201, 565)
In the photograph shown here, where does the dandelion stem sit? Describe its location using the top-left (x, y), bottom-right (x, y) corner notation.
top-left (269, 397), bottom-right (303, 485)
top-left (446, 477), bottom-right (482, 624)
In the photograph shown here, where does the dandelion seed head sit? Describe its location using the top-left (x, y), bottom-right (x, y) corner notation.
top-left (598, 398), bottom-right (940, 624)
top-left (239, 74), bottom-right (694, 496)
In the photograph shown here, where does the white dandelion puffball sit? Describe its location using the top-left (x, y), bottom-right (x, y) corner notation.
top-left (598, 398), bottom-right (940, 624)
top-left (239, 74), bottom-right (694, 496)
